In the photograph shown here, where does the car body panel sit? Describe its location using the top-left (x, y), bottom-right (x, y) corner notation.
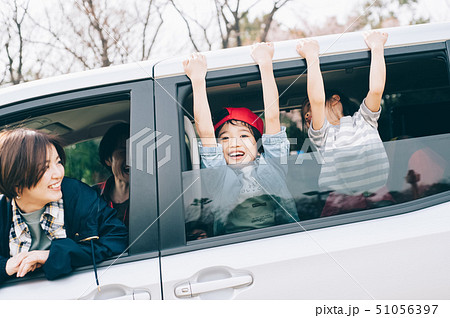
top-left (0, 258), bottom-right (161, 300)
top-left (161, 201), bottom-right (450, 299)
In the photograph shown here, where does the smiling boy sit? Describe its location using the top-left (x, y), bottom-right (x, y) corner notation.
top-left (183, 43), bottom-right (299, 236)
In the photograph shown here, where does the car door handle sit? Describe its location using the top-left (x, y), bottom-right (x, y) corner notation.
top-left (102, 291), bottom-right (151, 300)
top-left (78, 286), bottom-right (151, 300)
top-left (175, 275), bottom-right (253, 298)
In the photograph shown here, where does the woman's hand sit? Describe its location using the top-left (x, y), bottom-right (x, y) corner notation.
top-left (6, 252), bottom-right (28, 276)
top-left (6, 250), bottom-right (49, 277)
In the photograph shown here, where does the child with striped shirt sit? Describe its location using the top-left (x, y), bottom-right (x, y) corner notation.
top-left (296, 31), bottom-right (392, 216)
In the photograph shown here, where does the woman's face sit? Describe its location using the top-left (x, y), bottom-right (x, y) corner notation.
top-left (18, 145), bottom-right (64, 212)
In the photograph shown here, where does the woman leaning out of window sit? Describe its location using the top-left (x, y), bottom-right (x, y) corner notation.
top-left (0, 128), bottom-right (128, 284)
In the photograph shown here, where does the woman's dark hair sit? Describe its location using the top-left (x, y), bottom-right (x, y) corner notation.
top-left (0, 128), bottom-right (66, 199)
top-left (99, 123), bottom-right (130, 173)
top-left (212, 109), bottom-right (264, 153)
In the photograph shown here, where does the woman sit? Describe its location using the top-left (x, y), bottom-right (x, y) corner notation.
top-left (0, 128), bottom-right (128, 284)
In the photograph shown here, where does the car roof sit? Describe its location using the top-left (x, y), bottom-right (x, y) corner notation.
top-left (154, 22), bottom-right (450, 78)
top-left (0, 60), bottom-right (156, 108)
top-left (1, 22), bottom-right (449, 108)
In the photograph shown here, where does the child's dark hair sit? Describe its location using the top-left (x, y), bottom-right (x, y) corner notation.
top-left (325, 90), bottom-right (359, 117)
top-left (212, 108), bottom-right (264, 153)
top-left (99, 123), bottom-right (130, 173)
top-left (300, 90), bottom-right (359, 127)
top-left (301, 98), bottom-right (311, 132)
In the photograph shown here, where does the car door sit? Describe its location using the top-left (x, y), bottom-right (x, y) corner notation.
top-left (0, 80), bottom-right (162, 299)
top-left (154, 39), bottom-right (450, 299)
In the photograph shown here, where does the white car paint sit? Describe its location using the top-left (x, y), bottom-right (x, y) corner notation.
top-left (0, 258), bottom-right (161, 300)
top-left (162, 201), bottom-right (450, 299)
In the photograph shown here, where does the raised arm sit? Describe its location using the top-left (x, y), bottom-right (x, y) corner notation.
top-left (363, 30), bottom-right (388, 112)
top-left (296, 39), bottom-right (325, 130)
top-left (251, 42), bottom-right (280, 135)
top-left (183, 53), bottom-right (216, 147)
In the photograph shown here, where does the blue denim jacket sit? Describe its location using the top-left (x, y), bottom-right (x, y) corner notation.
top-left (195, 127), bottom-right (299, 235)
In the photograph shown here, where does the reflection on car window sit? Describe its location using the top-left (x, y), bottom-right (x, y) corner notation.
top-left (184, 131), bottom-right (450, 241)
top-left (184, 151), bottom-right (299, 239)
top-left (65, 138), bottom-right (109, 185)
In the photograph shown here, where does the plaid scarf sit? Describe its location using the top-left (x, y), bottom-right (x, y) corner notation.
top-left (9, 199), bottom-right (67, 256)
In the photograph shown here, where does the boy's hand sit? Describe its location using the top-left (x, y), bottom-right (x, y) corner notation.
top-left (296, 39), bottom-right (320, 60)
top-left (183, 53), bottom-right (207, 82)
top-left (363, 30), bottom-right (388, 50)
top-left (251, 42), bottom-right (274, 65)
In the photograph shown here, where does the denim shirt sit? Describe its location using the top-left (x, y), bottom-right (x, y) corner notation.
top-left (194, 127), bottom-right (299, 235)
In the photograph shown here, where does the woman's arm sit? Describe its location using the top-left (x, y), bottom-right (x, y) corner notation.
top-left (41, 179), bottom-right (128, 280)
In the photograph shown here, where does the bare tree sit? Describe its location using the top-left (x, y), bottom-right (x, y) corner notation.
top-left (259, 0), bottom-right (290, 42)
top-left (349, 0), bottom-right (429, 30)
top-left (138, 0), bottom-right (166, 60)
top-left (289, 0), bottom-right (430, 39)
top-left (170, 0), bottom-right (291, 51)
top-left (1, 0), bottom-right (29, 85)
top-left (29, 0), bottom-right (167, 71)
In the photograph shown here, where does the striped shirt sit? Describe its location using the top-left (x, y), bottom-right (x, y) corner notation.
top-left (308, 100), bottom-right (390, 194)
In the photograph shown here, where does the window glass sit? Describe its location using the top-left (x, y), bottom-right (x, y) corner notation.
top-left (65, 138), bottom-right (109, 185)
top-left (182, 51), bottom-right (450, 241)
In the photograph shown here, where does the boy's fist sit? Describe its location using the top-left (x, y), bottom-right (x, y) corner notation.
top-left (296, 39), bottom-right (320, 60)
top-left (251, 42), bottom-right (274, 65)
top-left (183, 53), bottom-right (207, 81)
top-left (363, 30), bottom-right (388, 50)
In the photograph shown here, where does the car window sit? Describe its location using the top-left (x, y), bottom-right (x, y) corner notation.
top-left (65, 138), bottom-right (109, 185)
top-left (181, 46), bottom-right (450, 242)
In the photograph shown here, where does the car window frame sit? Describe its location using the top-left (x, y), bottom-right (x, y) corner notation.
top-left (0, 79), bottom-right (159, 287)
top-left (157, 41), bottom-right (450, 256)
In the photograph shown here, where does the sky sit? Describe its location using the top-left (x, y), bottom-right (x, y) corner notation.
top-left (263, 0), bottom-right (450, 27)
top-left (155, 0), bottom-right (450, 53)
top-left (15, 0), bottom-right (450, 77)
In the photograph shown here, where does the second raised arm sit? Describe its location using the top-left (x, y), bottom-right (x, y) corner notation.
top-left (251, 42), bottom-right (280, 135)
top-left (296, 39), bottom-right (326, 130)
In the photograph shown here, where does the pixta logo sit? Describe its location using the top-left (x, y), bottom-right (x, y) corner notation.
top-left (127, 128), bottom-right (172, 175)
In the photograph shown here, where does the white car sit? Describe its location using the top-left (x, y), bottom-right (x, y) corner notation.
top-left (0, 22), bottom-right (449, 299)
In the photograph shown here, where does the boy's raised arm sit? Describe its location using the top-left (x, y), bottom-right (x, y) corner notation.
top-left (251, 42), bottom-right (280, 135)
top-left (296, 39), bottom-right (326, 130)
top-left (183, 53), bottom-right (216, 147)
top-left (364, 30), bottom-right (388, 112)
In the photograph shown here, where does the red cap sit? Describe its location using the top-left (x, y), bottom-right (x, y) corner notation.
top-left (213, 107), bottom-right (264, 135)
